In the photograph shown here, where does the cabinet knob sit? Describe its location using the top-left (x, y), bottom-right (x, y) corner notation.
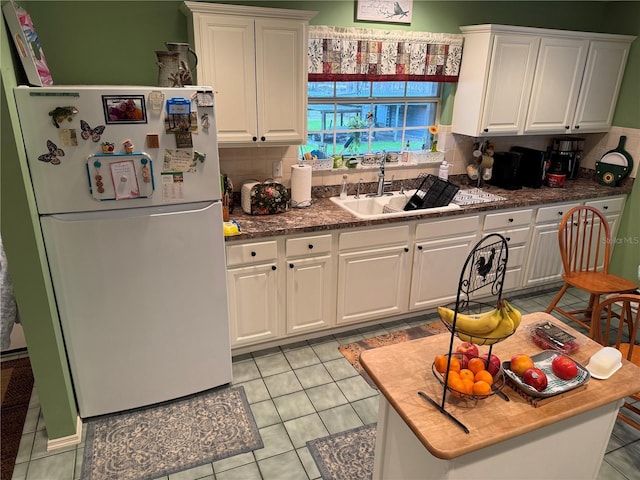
top-left (483, 128), bottom-right (489, 133)
top-left (272, 265), bottom-right (277, 271)
top-left (404, 247), bottom-right (409, 253)
top-left (603, 205), bottom-right (608, 210)
top-left (506, 237), bottom-right (511, 242)
top-left (508, 218), bottom-right (514, 223)
top-left (417, 245), bottom-right (423, 250)
top-left (558, 211), bottom-right (563, 216)
top-left (565, 125), bottom-right (570, 130)
top-left (289, 263), bottom-right (294, 269)
top-left (251, 251), bottom-right (257, 257)
top-left (260, 136), bottom-right (266, 142)
top-left (252, 136), bottom-right (258, 142)
top-left (308, 244), bottom-right (314, 249)
top-left (575, 125), bottom-right (580, 130)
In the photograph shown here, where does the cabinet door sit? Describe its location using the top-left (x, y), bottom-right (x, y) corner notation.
top-left (480, 35), bottom-right (539, 135)
top-left (525, 37), bottom-right (588, 134)
top-left (286, 255), bottom-right (334, 335)
top-left (409, 237), bottom-right (476, 310)
top-left (337, 245), bottom-right (410, 325)
top-left (227, 263), bottom-right (279, 347)
top-left (195, 15), bottom-right (258, 144)
top-left (572, 40), bottom-right (631, 132)
top-left (524, 223), bottom-right (564, 287)
top-left (255, 18), bottom-right (307, 144)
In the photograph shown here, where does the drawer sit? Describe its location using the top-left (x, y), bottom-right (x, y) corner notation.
top-left (286, 234), bottom-right (332, 257)
top-left (536, 203), bottom-right (581, 223)
top-left (415, 215), bottom-right (480, 241)
top-left (226, 241), bottom-right (278, 267)
top-left (339, 225), bottom-right (409, 251)
top-left (491, 227), bottom-right (531, 246)
top-left (585, 196), bottom-right (625, 215)
top-left (507, 244), bottom-right (527, 268)
top-left (484, 209), bottom-right (533, 230)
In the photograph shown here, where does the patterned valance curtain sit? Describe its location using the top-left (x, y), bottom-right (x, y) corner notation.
top-left (308, 26), bottom-right (463, 82)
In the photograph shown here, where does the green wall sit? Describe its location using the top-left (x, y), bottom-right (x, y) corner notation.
top-left (2, 0), bottom-right (638, 439)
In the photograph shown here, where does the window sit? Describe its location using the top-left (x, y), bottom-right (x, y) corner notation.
top-left (307, 81), bottom-right (440, 158)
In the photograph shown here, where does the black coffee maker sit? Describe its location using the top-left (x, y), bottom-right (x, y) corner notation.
top-left (547, 137), bottom-right (584, 180)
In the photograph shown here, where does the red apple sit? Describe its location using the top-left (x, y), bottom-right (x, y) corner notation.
top-left (481, 353), bottom-right (501, 376)
top-left (523, 367), bottom-right (548, 392)
top-left (456, 342), bottom-right (479, 360)
top-left (551, 355), bottom-right (578, 380)
top-left (510, 354), bottom-right (535, 377)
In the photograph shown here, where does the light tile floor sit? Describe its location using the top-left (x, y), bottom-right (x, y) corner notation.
top-left (6, 288), bottom-right (640, 480)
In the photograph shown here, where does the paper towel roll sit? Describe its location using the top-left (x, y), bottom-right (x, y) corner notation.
top-left (291, 164), bottom-right (312, 207)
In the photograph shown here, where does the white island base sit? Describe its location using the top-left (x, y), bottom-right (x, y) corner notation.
top-left (373, 395), bottom-right (621, 480)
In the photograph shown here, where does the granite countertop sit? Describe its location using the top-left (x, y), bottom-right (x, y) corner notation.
top-left (225, 176), bottom-right (632, 242)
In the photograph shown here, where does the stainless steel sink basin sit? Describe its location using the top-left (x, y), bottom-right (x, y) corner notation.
top-left (330, 190), bottom-right (461, 220)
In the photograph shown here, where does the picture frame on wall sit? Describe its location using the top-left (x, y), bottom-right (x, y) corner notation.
top-left (356, 0), bottom-right (413, 24)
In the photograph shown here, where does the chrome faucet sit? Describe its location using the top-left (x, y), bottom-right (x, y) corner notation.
top-left (367, 156), bottom-right (392, 197)
top-left (355, 178), bottom-right (364, 199)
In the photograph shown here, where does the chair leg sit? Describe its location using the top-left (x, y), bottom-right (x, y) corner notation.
top-left (546, 284), bottom-right (569, 314)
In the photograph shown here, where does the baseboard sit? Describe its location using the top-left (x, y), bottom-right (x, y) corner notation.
top-left (47, 415), bottom-right (82, 451)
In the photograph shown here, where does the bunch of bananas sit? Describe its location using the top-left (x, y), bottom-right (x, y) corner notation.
top-left (437, 300), bottom-right (522, 345)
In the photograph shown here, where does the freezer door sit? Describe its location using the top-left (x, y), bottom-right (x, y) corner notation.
top-left (13, 86), bottom-right (221, 214)
top-left (41, 201), bottom-right (231, 417)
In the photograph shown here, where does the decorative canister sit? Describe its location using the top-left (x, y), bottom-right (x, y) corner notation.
top-left (155, 51), bottom-right (182, 87)
top-left (164, 42), bottom-right (198, 85)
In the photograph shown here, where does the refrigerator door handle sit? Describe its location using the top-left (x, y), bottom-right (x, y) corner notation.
top-left (45, 201), bottom-right (218, 221)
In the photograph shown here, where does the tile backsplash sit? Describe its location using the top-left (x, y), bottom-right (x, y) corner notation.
top-left (218, 125), bottom-right (639, 192)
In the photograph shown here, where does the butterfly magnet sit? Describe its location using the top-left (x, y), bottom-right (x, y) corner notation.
top-left (38, 140), bottom-right (65, 165)
top-left (80, 120), bottom-right (106, 142)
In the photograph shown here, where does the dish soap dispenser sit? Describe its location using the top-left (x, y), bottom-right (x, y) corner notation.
top-left (340, 174), bottom-right (348, 199)
top-left (438, 160), bottom-right (449, 181)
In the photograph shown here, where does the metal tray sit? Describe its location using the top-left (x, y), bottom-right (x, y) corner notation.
top-left (502, 350), bottom-right (590, 398)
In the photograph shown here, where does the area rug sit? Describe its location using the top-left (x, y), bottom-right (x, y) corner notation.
top-left (307, 423), bottom-right (376, 480)
top-left (81, 385), bottom-right (263, 480)
top-left (339, 322), bottom-right (448, 388)
top-left (1, 357), bottom-right (34, 480)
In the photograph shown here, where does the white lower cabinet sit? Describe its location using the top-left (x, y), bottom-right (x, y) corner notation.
top-left (410, 216), bottom-right (480, 310)
top-left (226, 241), bottom-right (280, 347)
top-left (285, 235), bottom-right (335, 335)
top-left (337, 226), bottom-right (411, 325)
top-left (524, 202), bottom-right (581, 287)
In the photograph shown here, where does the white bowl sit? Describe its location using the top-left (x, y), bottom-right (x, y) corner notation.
top-left (586, 347), bottom-right (623, 380)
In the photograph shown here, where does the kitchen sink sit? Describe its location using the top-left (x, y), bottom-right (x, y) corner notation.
top-left (330, 190), bottom-right (461, 220)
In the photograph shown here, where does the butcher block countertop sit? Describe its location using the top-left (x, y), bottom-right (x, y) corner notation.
top-left (359, 312), bottom-right (640, 460)
top-left (226, 176), bottom-right (632, 242)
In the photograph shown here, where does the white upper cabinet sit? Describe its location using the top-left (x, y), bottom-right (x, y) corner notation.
top-left (452, 25), bottom-right (634, 137)
top-left (182, 2), bottom-right (316, 146)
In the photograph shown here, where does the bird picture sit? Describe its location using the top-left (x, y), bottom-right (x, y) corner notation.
top-left (476, 247), bottom-right (496, 280)
top-left (392, 1), bottom-right (409, 19)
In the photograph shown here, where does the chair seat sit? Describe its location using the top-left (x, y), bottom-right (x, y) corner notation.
top-left (564, 271), bottom-right (637, 295)
top-left (619, 343), bottom-right (640, 366)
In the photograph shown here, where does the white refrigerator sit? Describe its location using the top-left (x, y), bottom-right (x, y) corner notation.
top-left (13, 85), bottom-right (232, 418)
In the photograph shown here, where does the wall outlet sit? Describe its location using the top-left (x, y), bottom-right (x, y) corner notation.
top-left (272, 160), bottom-right (282, 178)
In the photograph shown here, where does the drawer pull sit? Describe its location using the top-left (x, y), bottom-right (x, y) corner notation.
top-left (558, 211), bottom-right (563, 216)
top-left (603, 205), bottom-right (609, 210)
top-left (289, 263), bottom-right (294, 269)
top-left (272, 265), bottom-right (277, 271)
top-left (417, 245), bottom-right (423, 250)
top-left (308, 244), bottom-right (314, 249)
top-left (508, 218), bottom-right (514, 223)
top-left (404, 247), bottom-right (409, 253)
top-left (251, 251), bottom-right (257, 257)
top-left (506, 237), bottom-right (511, 242)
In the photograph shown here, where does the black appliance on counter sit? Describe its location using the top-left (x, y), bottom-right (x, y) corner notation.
top-left (486, 147), bottom-right (547, 190)
top-left (547, 137), bottom-right (584, 180)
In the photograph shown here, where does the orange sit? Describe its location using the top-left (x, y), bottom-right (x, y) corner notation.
top-left (459, 369), bottom-right (475, 383)
top-left (448, 377), bottom-right (465, 397)
top-left (468, 357), bottom-right (485, 375)
top-left (462, 379), bottom-right (475, 395)
top-left (473, 380), bottom-right (492, 396)
top-left (475, 370), bottom-right (494, 386)
top-left (445, 370), bottom-right (460, 385)
top-left (434, 355), bottom-right (448, 374)
top-left (448, 356), bottom-right (461, 373)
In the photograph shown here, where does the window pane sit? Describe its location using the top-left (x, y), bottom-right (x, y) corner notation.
top-left (305, 133), bottom-right (334, 157)
top-left (406, 103), bottom-right (436, 127)
top-left (407, 82), bottom-right (439, 97)
top-left (372, 82), bottom-right (406, 97)
top-left (308, 82), bottom-right (334, 98)
top-left (369, 129), bottom-right (404, 154)
top-left (336, 82), bottom-right (371, 98)
top-left (370, 104), bottom-right (404, 128)
top-left (336, 104), bottom-right (371, 129)
top-left (308, 104), bottom-right (335, 131)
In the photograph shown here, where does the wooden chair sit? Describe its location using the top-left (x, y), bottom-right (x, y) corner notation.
top-left (592, 293), bottom-right (640, 430)
top-left (546, 206), bottom-right (637, 340)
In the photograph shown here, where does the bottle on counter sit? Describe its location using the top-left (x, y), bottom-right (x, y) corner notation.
top-left (340, 174), bottom-right (348, 199)
top-left (438, 160), bottom-right (449, 181)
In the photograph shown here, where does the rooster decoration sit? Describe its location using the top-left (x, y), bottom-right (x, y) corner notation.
top-left (476, 247), bottom-right (496, 280)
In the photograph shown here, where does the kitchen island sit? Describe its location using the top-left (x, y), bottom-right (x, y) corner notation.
top-left (360, 312), bottom-right (640, 479)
